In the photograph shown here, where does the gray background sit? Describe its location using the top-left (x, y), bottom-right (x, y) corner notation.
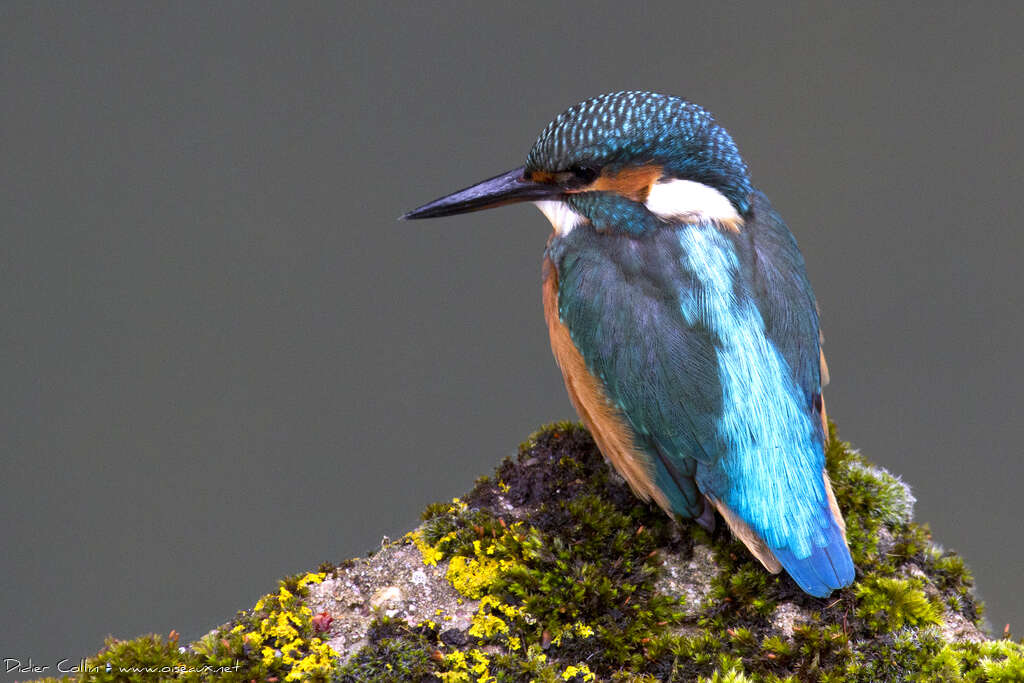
top-left (3, 2), bottom-right (1022, 674)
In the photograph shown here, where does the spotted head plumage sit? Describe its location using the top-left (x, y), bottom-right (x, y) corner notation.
top-left (525, 91), bottom-right (753, 216)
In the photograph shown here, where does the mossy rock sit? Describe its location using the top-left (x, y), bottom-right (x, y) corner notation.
top-left (26, 423), bottom-right (1023, 682)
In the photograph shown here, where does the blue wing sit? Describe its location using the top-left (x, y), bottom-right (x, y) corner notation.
top-left (747, 191), bottom-right (824, 414)
top-left (547, 191), bottom-right (853, 596)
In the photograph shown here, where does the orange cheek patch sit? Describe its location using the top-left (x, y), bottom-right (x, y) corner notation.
top-left (526, 170), bottom-right (557, 184)
top-left (589, 164), bottom-right (664, 201)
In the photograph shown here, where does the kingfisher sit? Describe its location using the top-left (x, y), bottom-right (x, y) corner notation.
top-left (403, 91), bottom-right (855, 597)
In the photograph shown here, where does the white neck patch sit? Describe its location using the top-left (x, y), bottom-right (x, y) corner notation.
top-left (645, 178), bottom-right (741, 225)
top-left (534, 200), bottom-right (583, 237)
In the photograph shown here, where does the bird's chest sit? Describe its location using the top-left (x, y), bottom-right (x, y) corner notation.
top-left (546, 222), bottom-right (756, 334)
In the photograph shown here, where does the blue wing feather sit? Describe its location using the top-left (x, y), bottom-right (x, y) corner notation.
top-left (772, 498), bottom-right (856, 596)
top-left (747, 191), bottom-right (823, 412)
top-left (547, 191), bottom-right (853, 595)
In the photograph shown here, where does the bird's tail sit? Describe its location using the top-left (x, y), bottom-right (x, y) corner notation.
top-left (713, 471), bottom-right (855, 597)
top-left (771, 510), bottom-right (855, 597)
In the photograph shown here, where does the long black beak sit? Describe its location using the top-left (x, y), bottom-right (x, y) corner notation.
top-left (401, 166), bottom-right (560, 220)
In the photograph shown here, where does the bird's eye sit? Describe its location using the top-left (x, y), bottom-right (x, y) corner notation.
top-left (570, 165), bottom-right (598, 184)
top-left (551, 164), bottom-right (599, 189)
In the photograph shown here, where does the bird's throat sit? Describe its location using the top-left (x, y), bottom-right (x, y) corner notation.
top-left (534, 200), bottom-right (584, 237)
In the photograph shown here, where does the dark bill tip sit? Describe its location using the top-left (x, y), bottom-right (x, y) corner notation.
top-left (401, 166), bottom-right (560, 220)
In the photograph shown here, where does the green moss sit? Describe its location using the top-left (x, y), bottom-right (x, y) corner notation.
top-left (334, 618), bottom-right (439, 682)
top-left (404, 421), bottom-right (1021, 682)
top-left (850, 627), bottom-right (951, 682)
top-left (855, 576), bottom-right (942, 631)
top-left (825, 424), bottom-right (912, 568)
top-left (414, 425), bottom-right (691, 675)
top-left (698, 665), bottom-right (755, 683)
top-left (51, 571), bottom-right (337, 683)
top-left (20, 421), bottom-right (1023, 683)
top-left (80, 633), bottom-right (194, 683)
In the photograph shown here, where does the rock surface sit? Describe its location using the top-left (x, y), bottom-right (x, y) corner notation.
top-left (27, 423), bottom-right (1023, 682)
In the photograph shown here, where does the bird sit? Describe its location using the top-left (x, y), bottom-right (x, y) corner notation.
top-left (402, 91), bottom-right (855, 597)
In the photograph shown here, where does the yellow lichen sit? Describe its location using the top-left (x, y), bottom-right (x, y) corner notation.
top-left (468, 649), bottom-right (493, 680)
top-left (283, 637), bottom-right (336, 682)
top-left (469, 611), bottom-right (508, 639)
top-left (445, 650), bottom-right (467, 668)
top-left (439, 650), bottom-right (469, 682)
top-left (562, 663), bottom-right (597, 681)
top-left (574, 622), bottom-right (595, 639)
top-left (410, 529), bottom-right (446, 566)
top-left (475, 595), bottom-right (525, 625)
top-left (439, 627), bottom-right (500, 679)
top-left (297, 572), bottom-right (327, 589)
top-left (446, 555), bottom-right (505, 598)
top-left (243, 574), bottom-right (338, 680)
top-left (468, 595), bottom-right (528, 642)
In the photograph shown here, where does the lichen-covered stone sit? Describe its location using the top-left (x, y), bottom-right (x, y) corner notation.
top-left (326, 423), bottom-right (1018, 681)
top-left (24, 422), bottom-right (1023, 682)
top-left (303, 540), bottom-right (473, 658)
